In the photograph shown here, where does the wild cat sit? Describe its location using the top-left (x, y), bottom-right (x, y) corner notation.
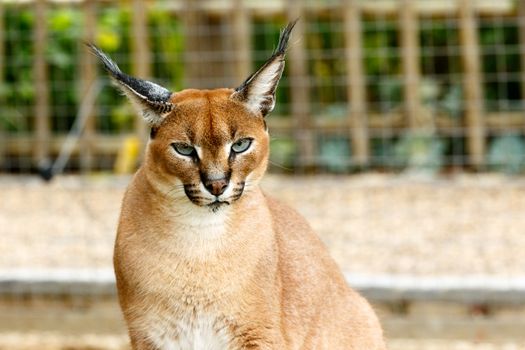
top-left (89, 21), bottom-right (385, 350)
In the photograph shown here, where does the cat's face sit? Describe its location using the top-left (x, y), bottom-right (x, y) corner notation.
top-left (145, 89), bottom-right (269, 210)
top-left (89, 21), bottom-right (296, 210)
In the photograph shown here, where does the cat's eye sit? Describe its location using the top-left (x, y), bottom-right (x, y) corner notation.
top-left (231, 138), bottom-right (252, 154)
top-left (172, 143), bottom-right (196, 157)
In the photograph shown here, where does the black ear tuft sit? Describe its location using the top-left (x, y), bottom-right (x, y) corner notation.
top-left (274, 19), bottom-right (297, 56)
top-left (87, 43), bottom-right (174, 126)
top-left (231, 20), bottom-right (297, 117)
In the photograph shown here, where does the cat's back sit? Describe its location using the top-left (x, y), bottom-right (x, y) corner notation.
top-left (263, 193), bottom-right (357, 298)
top-left (264, 193), bottom-right (386, 349)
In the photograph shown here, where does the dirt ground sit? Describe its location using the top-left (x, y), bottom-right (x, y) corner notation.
top-left (2, 173), bottom-right (525, 349)
top-left (0, 333), bottom-right (523, 350)
top-left (2, 173), bottom-right (525, 277)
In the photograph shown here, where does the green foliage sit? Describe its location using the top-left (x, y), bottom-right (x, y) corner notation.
top-left (306, 18), bottom-right (346, 115)
top-left (377, 77), bottom-right (402, 111)
top-left (96, 7), bottom-right (133, 132)
top-left (363, 20), bottom-right (400, 77)
top-left (393, 132), bottom-right (445, 174)
top-left (47, 8), bottom-right (82, 132)
top-left (418, 20), bottom-right (464, 120)
top-left (269, 138), bottom-right (296, 170)
top-left (321, 103), bottom-right (347, 119)
top-left (97, 8), bottom-right (127, 53)
top-left (1, 6), bottom-right (524, 174)
top-left (319, 136), bottom-right (351, 172)
top-left (253, 19), bottom-right (291, 116)
top-left (439, 84), bottom-right (463, 119)
top-left (487, 133), bottom-right (525, 174)
top-left (109, 103), bottom-right (135, 131)
top-left (479, 19), bottom-right (522, 111)
top-left (363, 20), bottom-right (401, 111)
top-left (149, 8), bottom-right (184, 91)
top-left (1, 8), bottom-right (35, 132)
top-left (370, 137), bottom-right (396, 168)
top-left (1, 5), bottom-right (185, 134)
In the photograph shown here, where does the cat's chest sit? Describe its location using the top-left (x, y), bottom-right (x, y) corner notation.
top-left (146, 311), bottom-right (235, 350)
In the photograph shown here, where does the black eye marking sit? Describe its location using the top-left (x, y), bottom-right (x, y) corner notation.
top-left (150, 127), bottom-right (158, 139)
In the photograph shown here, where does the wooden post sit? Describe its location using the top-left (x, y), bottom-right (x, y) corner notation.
top-left (34, 0), bottom-right (51, 168)
top-left (181, 0), bottom-right (201, 88)
top-left (231, 0), bottom-right (251, 85)
top-left (399, 0), bottom-right (422, 130)
top-left (518, 0), bottom-right (525, 125)
top-left (343, 0), bottom-right (369, 167)
top-left (182, 0), bottom-right (231, 89)
top-left (459, 0), bottom-right (485, 168)
top-left (0, 2), bottom-right (4, 99)
top-left (131, 0), bottom-right (151, 146)
top-left (79, 0), bottom-right (97, 172)
top-left (286, 0), bottom-right (315, 170)
top-left (0, 1), bottom-right (5, 163)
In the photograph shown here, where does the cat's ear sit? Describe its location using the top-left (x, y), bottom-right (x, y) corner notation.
top-left (231, 20), bottom-right (297, 117)
top-left (87, 44), bottom-right (174, 127)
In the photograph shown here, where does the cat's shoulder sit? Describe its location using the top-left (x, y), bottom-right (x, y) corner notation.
top-left (263, 193), bottom-right (309, 228)
top-left (262, 191), bottom-right (349, 291)
top-left (262, 192), bottom-right (323, 250)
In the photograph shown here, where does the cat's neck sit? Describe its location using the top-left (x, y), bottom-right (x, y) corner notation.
top-left (133, 167), bottom-right (267, 241)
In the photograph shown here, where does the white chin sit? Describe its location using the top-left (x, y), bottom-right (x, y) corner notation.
top-left (206, 201), bottom-right (229, 212)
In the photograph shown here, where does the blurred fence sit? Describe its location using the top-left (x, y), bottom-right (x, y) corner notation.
top-left (1, 0), bottom-right (525, 174)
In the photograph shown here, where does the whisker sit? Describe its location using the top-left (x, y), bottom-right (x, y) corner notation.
top-left (188, 196), bottom-right (207, 200)
top-left (268, 159), bottom-right (292, 171)
top-left (185, 190), bottom-right (201, 195)
top-left (243, 180), bottom-right (256, 191)
top-left (165, 187), bottom-right (185, 197)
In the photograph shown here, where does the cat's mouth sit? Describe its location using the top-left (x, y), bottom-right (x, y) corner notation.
top-left (207, 200), bottom-right (230, 212)
top-left (184, 194), bottom-right (234, 209)
top-left (183, 182), bottom-right (245, 209)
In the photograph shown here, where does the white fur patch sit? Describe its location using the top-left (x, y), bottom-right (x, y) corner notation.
top-left (117, 81), bottom-right (170, 127)
top-left (147, 313), bottom-right (232, 350)
top-left (194, 145), bottom-right (204, 159)
top-left (223, 142), bottom-right (233, 157)
top-left (242, 60), bottom-right (283, 115)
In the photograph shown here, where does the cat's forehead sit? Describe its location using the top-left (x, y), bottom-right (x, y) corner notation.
top-left (160, 88), bottom-right (263, 145)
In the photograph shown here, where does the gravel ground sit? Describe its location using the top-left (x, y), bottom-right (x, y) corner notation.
top-left (2, 173), bottom-right (525, 276)
top-left (0, 333), bottom-right (523, 350)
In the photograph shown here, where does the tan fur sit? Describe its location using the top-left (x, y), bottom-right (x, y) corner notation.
top-left (90, 22), bottom-right (387, 348)
top-left (114, 88), bottom-right (386, 349)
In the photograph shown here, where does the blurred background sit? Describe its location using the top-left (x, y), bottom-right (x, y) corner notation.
top-left (1, 0), bottom-right (525, 349)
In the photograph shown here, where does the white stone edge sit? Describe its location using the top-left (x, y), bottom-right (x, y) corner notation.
top-left (1, 268), bottom-right (525, 303)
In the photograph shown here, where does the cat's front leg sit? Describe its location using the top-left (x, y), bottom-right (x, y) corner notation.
top-left (128, 330), bottom-right (158, 350)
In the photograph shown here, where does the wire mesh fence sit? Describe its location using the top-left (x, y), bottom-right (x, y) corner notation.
top-left (3, 3), bottom-right (525, 347)
top-left (1, 0), bottom-right (525, 175)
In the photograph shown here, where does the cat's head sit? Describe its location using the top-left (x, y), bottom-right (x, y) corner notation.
top-left (89, 21), bottom-right (296, 211)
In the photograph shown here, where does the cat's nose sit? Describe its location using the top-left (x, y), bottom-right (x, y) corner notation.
top-left (204, 178), bottom-right (229, 196)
